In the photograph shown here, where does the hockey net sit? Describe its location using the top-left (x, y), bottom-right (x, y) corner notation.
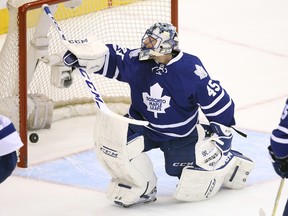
top-left (0, 0), bottom-right (178, 167)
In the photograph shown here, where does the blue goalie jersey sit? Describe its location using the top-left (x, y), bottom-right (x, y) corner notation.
top-left (270, 99), bottom-right (288, 157)
top-left (95, 44), bottom-right (236, 142)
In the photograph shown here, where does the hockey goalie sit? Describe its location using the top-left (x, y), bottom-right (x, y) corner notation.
top-left (61, 22), bottom-right (254, 207)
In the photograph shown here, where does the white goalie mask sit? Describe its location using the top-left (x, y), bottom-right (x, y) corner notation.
top-left (139, 22), bottom-right (179, 61)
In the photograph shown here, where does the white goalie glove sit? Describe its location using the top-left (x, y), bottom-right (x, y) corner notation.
top-left (195, 122), bottom-right (233, 171)
top-left (62, 35), bottom-right (108, 73)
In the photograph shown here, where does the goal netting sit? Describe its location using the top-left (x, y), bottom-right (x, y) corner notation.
top-left (0, 0), bottom-right (178, 167)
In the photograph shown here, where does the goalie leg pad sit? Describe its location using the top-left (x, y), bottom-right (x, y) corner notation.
top-left (223, 150), bottom-right (254, 189)
top-left (173, 163), bottom-right (233, 202)
top-left (27, 94), bottom-right (54, 130)
top-left (94, 113), bottom-right (157, 207)
top-left (107, 151), bottom-right (157, 207)
top-left (173, 151), bottom-right (236, 202)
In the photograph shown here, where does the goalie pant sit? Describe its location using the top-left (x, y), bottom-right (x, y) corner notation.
top-left (0, 115), bottom-right (23, 183)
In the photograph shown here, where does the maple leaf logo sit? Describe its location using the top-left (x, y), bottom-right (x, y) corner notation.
top-left (142, 83), bottom-right (171, 118)
top-left (194, 64), bottom-right (207, 80)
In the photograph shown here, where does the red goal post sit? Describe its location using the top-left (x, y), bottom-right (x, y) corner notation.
top-left (0, 0), bottom-right (178, 168)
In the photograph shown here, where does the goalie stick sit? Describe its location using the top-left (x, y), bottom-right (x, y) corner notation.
top-left (259, 178), bottom-right (285, 216)
top-left (283, 196), bottom-right (288, 216)
top-left (42, 4), bottom-right (148, 126)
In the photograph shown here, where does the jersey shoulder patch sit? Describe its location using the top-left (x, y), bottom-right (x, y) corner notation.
top-left (194, 64), bottom-right (208, 80)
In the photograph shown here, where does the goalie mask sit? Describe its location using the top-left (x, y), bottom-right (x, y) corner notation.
top-left (139, 22), bottom-right (179, 61)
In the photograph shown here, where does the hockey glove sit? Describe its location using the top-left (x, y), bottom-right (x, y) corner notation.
top-left (62, 35), bottom-right (108, 73)
top-left (63, 51), bottom-right (81, 68)
top-left (210, 122), bottom-right (233, 156)
top-left (195, 122), bottom-right (233, 171)
top-left (268, 145), bottom-right (288, 178)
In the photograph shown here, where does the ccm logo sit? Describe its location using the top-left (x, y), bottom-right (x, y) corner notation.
top-left (205, 178), bottom-right (217, 198)
top-left (68, 39), bottom-right (88, 44)
top-left (100, 146), bottom-right (118, 158)
top-left (173, 162), bottom-right (194, 167)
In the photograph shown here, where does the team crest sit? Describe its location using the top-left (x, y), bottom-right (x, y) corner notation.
top-left (142, 83), bottom-right (171, 118)
top-left (194, 64), bottom-right (207, 79)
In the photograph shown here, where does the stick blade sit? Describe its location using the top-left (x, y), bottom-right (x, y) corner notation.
top-left (259, 208), bottom-right (266, 216)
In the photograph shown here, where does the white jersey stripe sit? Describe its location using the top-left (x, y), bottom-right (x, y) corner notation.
top-left (147, 124), bottom-right (197, 138)
top-left (205, 98), bottom-right (232, 117)
top-left (278, 125), bottom-right (288, 134)
top-left (149, 110), bottom-right (199, 129)
top-left (201, 89), bottom-right (225, 110)
top-left (271, 134), bottom-right (288, 144)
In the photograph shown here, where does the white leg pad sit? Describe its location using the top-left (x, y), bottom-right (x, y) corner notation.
top-left (107, 152), bottom-right (157, 206)
top-left (223, 151), bottom-right (254, 189)
top-left (173, 151), bottom-right (254, 202)
top-left (27, 93), bottom-right (54, 130)
top-left (173, 159), bottom-right (235, 202)
top-left (94, 112), bottom-right (157, 206)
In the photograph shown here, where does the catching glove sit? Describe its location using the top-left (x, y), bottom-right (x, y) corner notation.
top-left (62, 35), bottom-right (108, 73)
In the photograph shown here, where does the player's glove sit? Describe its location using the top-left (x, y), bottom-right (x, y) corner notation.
top-left (62, 35), bottom-right (108, 73)
top-left (63, 51), bottom-right (81, 68)
top-left (210, 122), bottom-right (232, 156)
top-left (268, 145), bottom-right (288, 178)
top-left (195, 122), bottom-right (233, 171)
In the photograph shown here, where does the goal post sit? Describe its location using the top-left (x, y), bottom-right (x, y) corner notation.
top-left (0, 0), bottom-right (178, 168)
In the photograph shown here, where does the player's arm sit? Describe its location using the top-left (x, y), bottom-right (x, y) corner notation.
top-left (269, 99), bottom-right (288, 178)
top-left (62, 41), bottom-right (132, 82)
top-left (193, 61), bottom-right (235, 157)
top-left (197, 77), bottom-right (235, 127)
top-left (191, 57), bottom-right (235, 126)
top-left (92, 44), bottom-right (136, 82)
